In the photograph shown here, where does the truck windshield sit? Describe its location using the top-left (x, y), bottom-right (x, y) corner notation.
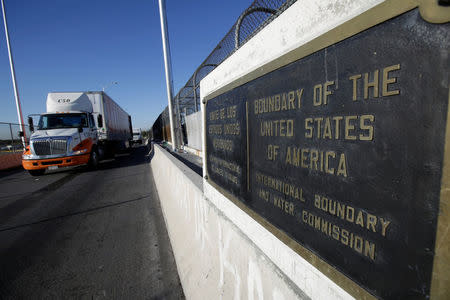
top-left (38, 113), bottom-right (88, 130)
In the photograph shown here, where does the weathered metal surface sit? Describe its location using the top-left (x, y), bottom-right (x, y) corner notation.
top-left (205, 9), bottom-right (449, 299)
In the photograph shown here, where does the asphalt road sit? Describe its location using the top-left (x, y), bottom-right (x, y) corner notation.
top-left (0, 144), bottom-right (184, 299)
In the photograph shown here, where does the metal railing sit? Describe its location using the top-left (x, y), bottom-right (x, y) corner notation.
top-left (152, 0), bottom-right (296, 147)
top-left (0, 121), bottom-right (31, 153)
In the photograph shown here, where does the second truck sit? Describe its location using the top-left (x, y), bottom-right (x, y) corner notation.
top-left (22, 91), bottom-right (133, 176)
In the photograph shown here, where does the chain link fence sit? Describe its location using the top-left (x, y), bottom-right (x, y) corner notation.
top-left (0, 122), bottom-right (30, 153)
top-left (0, 121), bottom-right (31, 170)
top-left (152, 0), bottom-right (297, 147)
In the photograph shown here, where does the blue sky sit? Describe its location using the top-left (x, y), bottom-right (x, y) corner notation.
top-left (0, 0), bottom-right (250, 130)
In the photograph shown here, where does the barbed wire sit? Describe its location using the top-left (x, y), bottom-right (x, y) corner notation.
top-left (174, 0), bottom-right (296, 114)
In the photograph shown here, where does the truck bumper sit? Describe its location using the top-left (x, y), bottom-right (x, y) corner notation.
top-left (22, 154), bottom-right (91, 170)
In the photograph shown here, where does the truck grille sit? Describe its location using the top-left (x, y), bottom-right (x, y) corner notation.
top-left (33, 139), bottom-right (67, 155)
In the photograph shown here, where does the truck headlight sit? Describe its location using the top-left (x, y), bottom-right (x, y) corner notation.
top-left (73, 149), bottom-right (88, 155)
top-left (72, 138), bottom-right (92, 155)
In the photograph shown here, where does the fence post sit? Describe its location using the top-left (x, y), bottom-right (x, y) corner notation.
top-left (8, 123), bottom-right (14, 152)
top-left (176, 94), bottom-right (183, 147)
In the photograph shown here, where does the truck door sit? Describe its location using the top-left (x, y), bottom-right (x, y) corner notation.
top-left (89, 114), bottom-right (98, 142)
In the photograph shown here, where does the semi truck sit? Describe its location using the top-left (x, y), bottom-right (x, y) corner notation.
top-left (22, 91), bottom-right (133, 176)
top-left (132, 128), bottom-right (143, 144)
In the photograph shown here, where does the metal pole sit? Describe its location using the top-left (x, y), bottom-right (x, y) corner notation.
top-left (1, 0), bottom-right (26, 147)
top-left (158, 0), bottom-right (177, 151)
top-left (8, 123), bottom-right (13, 152)
top-left (193, 86), bottom-right (198, 112)
top-left (175, 94), bottom-right (182, 146)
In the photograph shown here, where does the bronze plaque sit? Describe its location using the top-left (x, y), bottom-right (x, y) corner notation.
top-left (205, 9), bottom-right (449, 299)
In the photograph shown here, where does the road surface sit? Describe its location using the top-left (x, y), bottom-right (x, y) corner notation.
top-left (0, 144), bottom-right (184, 299)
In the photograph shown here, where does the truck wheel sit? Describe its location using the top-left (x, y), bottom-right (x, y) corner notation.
top-left (88, 149), bottom-right (99, 170)
top-left (29, 169), bottom-right (45, 176)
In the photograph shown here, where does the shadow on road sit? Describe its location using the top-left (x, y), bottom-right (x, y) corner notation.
top-left (0, 194), bottom-right (151, 233)
top-left (94, 144), bottom-right (153, 171)
top-left (0, 167), bottom-right (25, 179)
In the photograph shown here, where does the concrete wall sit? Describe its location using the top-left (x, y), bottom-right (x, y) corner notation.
top-left (0, 153), bottom-right (22, 170)
top-left (151, 144), bottom-right (308, 299)
top-left (185, 111), bottom-right (202, 151)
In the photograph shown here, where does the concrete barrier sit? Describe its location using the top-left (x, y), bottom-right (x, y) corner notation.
top-left (151, 144), bottom-right (314, 299)
top-left (0, 153), bottom-right (22, 170)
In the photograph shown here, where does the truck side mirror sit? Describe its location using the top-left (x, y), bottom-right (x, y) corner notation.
top-left (78, 126), bottom-right (83, 133)
top-left (97, 114), bottom-right (103, 127)
top-left (28, 117), bottom-right (34, 132)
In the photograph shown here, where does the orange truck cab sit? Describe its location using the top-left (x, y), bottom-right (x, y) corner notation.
top-left (23, 92), bottom-right (132, 176)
